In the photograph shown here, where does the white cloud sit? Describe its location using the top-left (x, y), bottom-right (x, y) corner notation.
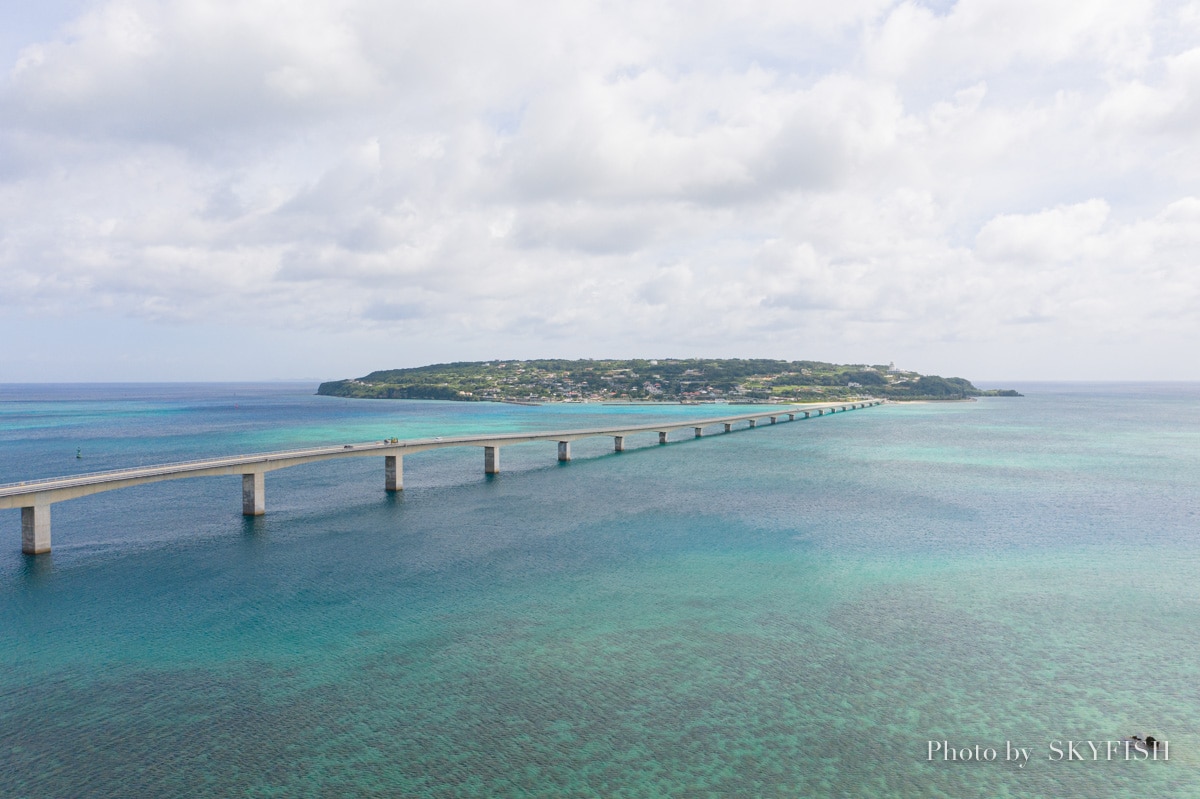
top-left (867, 0), bottom-right (1156, 82)
top-left (975, 200), bottom-right (1111, 265)
top-left (2, 0), bottom-right (1200, 380)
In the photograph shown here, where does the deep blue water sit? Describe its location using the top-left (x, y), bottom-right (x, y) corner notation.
top-left (2, 383), bottom-right (1199, 797)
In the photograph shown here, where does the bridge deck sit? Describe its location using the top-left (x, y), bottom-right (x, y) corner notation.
top-left (3, 399), bottom-right (883, 553)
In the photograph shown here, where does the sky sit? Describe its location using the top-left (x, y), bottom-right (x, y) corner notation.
top-left (2, 0), bottom-right (1199, 382)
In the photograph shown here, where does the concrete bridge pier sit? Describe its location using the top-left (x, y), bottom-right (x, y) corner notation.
top-left (6, 400), bottom-right (886, 555)
top-left (242, 473), bottom-right (265, 516)
top-left (385, 455), bottom-right (403, 492)
top-left (22, 505), bottom-right (51, 555)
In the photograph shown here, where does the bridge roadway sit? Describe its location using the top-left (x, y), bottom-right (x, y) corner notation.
top-left (2, 399), bottom-right (883, 555)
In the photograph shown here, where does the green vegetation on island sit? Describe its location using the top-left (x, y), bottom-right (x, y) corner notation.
top-left (317, 359), bottom-right (1021, 403)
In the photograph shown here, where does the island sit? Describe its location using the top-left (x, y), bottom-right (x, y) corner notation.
top-left (317, 359), bottom-right (1021, 403)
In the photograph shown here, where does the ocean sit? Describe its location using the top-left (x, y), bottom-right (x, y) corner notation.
top-left (2, 383), bottom-right (1198, 797)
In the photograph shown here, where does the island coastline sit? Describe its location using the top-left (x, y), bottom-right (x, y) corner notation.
top-left (318, 358), bottom-right (1021, 404)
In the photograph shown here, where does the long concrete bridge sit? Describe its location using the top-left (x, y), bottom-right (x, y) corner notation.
top-left (2, 400), bottom-right (883, 555)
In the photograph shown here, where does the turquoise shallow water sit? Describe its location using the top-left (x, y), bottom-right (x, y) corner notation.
top-left (2, 383), bottom-right (1199, 797)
